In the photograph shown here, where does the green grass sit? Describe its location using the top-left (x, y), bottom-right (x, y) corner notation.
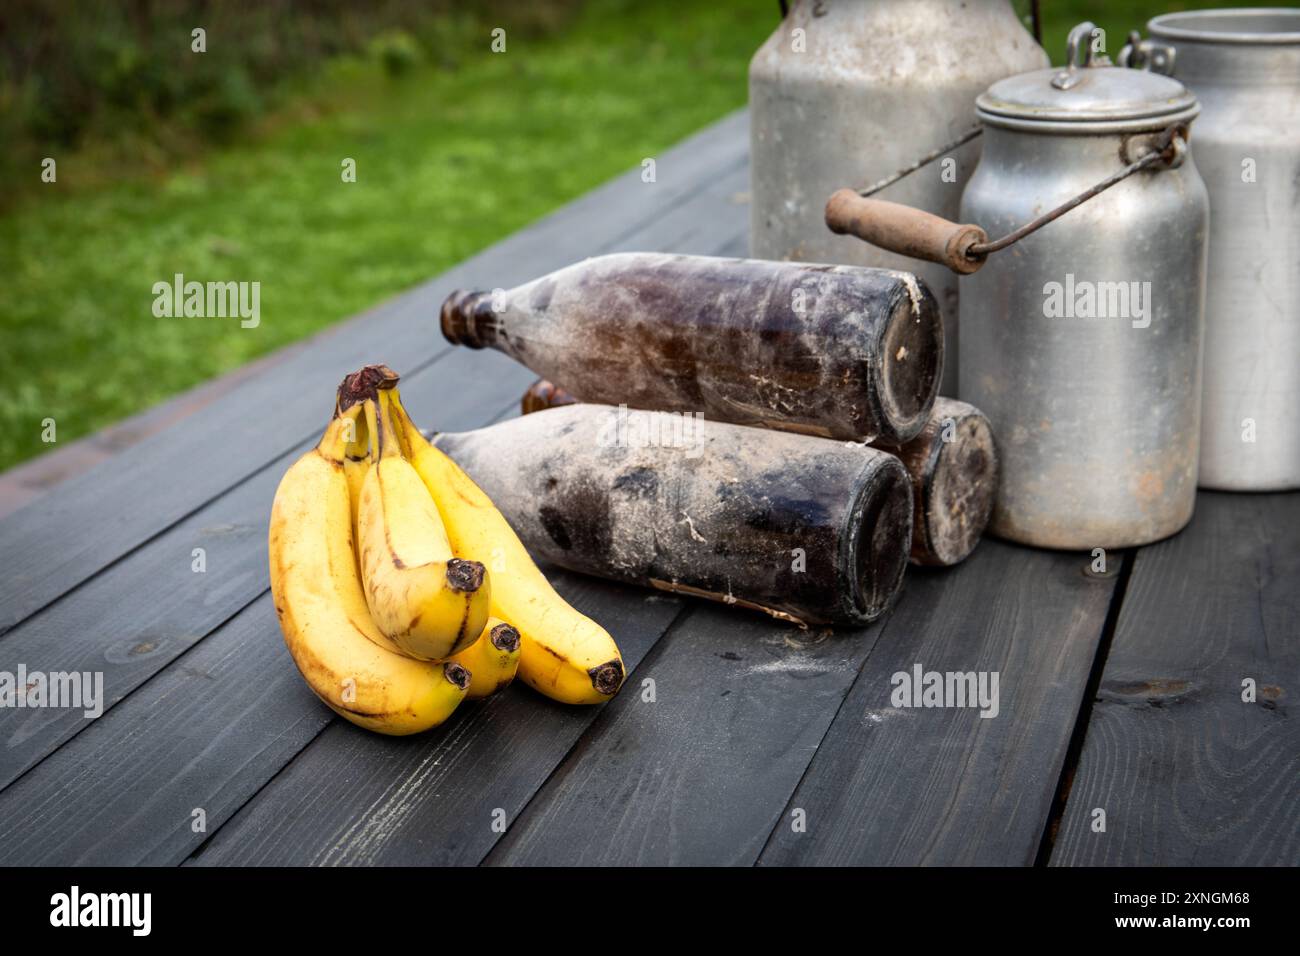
top-left (0, 0), bottom-right (1270, 470)
top-left (0, 0), bottom-right (770, 470)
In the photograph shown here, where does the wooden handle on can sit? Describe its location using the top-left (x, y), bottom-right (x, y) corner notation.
top-left (825, 189), bottom-right (988, 275)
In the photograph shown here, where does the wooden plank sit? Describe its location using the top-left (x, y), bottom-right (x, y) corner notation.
top-left (0, 591), bottom-right (329, 866)
top-left (713, 229), bottom-right (749, 260)
top-left (757, 539), bottom-right (1124, 866)
top-left (0, 110), bottom-right (750, 636)
top-left (0, 353), bottom-right (535, 793)
top-left (0, 570), bottom-right (651, 866)
top-left (1049, 491), bottom-right (1299, 866)
top-left (486, 604), bottom-right (885, 866)
top-left (185, 584), bottom-right (686, 866)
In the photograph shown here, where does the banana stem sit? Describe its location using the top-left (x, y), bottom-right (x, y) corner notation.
top-left (344, 399), bottom-right (370, 460)
top-left (382, 389), bottom-right (421, 458)
top-left (381, 390), bottom-right (409, 459)
top-left (365, 394), bottom-right (402, 462)
top-left (337, 364), bottom-right (399, 410)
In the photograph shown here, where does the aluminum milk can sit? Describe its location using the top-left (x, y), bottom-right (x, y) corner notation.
top-left (749, 0), bottom-right (1047, 394)
top-left (1122, 9), bottom-right (1300, 491)
top-left (824, 24), bottom-right (1210, 550)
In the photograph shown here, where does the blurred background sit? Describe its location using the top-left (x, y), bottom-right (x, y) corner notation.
top-left (0, 0), bottom-right (1271, 472)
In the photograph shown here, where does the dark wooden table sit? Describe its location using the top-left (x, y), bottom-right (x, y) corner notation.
top-left (1, 112), bottom-right (1295, 867)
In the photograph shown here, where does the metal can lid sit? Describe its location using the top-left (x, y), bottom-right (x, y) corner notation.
top-left (977, 22), bottom-right (1198, 132)
top-left (1149, 8), bottom-right (1300, 46)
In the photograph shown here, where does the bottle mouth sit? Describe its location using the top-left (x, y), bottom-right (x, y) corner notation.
top-left (846, 456), bottom-right (913, 624)
top-left (875, 284), bottom-right (942, 444)
top-left (440, 290), bottom-right (485, 348)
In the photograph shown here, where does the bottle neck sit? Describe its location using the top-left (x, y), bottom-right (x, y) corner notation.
top-left (440, 290), bottom-right (499, 349)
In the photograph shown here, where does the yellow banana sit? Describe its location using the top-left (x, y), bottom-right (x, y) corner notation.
top-left (447, 617), bottom-right (522, 699)
top-left (357, 395), bottom-right (490, 661)
top-left (333, 396), bottom-right (414, 659)
top-left (268, 404), bottom-right (471, 735)
top-left (382, 388), bottom-right (625, 704)
top-left (342, 392), bottom-right (369, 554)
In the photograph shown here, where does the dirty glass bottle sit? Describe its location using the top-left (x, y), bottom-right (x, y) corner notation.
top-left (873, 397), bottom-right (997, 567)
top-left (521, 380), bottom-right (996, 568)
top-left (440, 252), bottom-right (943, 444)
top-left (433, 403), bottom-right (915, 627)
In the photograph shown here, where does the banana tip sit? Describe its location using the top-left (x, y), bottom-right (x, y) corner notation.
top-left (588, 660), bottom-right (624, 697)
top-left (444, 662), bottom-right (471, 690)
top-left (446, 558), bottom-right (486, 593)
top-left (489, 623), bottom-right (521, 652)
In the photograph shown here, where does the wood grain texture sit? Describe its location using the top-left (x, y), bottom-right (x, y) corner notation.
top-left (486, 604), bottom-right (885, 866)
top-left (185, 580), bottom-right (686, 866)
top-left (1050, 491), bottom-right (1299, 866)
top-left (0, 355), bottom-right (535, 794)
top-left (0, 591), bottom-right (330, 866)
top-left (0, 570), bottom-right (661, 866)
top-left (713, 231), bottom-right (749, 259)
top-left (0, 111), bottom-right (750, 637)
top-left (757, 538), bottom-right (1124, 866)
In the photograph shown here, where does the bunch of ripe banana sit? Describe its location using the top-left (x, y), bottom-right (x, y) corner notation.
top-left (268, 364), bottom-right (625, 735)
